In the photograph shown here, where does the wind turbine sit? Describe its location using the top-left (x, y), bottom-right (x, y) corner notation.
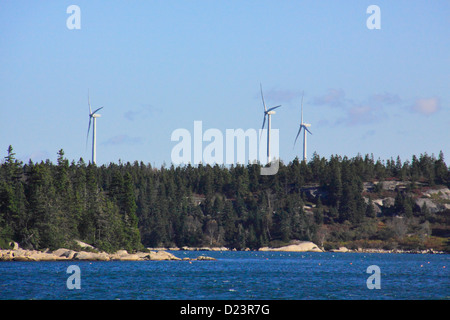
top-left (294, 92), bottom-right (312, 162)
top-left (86, 91), bottom-right (103, 165)
top-left (260, 84), bottom-right (281, 164)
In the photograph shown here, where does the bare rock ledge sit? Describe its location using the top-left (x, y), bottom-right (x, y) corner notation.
top-left (259, 241), bottom-right (323, 253)
top-left (0, 248), bottom-right (216, 262)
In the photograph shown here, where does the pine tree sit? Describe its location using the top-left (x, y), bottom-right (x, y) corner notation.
top-left (314, 196), bottom-right (324, 224)
top-left (328, 155), bottom-right (342, 207)
top-left (435, 151), bottom-right (447, 185)
top-left (3, 145), bottom-right (22, 183)
top-left (366, 197), bottom-right (376, 218)
top-left (223, 200), bottom-right (237, 248)
top-left (122, 172), bottom-right (141, 251)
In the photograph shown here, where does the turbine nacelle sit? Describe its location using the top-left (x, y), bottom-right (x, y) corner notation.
top-left (260, 85), bottom-right (282, 135)
top-left (89, 106), bottom-right (103, 118)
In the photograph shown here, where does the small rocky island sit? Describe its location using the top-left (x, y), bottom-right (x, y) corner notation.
top-left (0, 241), bottom-right (216, 262)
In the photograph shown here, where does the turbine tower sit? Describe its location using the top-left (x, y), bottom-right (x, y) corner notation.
top-left (86, 91), bottom-right (103, 165)
top-left (294, 92), bottom-right (312, 162)
top-left (260, 84), bottom-right (281, 164)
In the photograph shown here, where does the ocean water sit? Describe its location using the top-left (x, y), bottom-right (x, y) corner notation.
top-left (0, 251), bottom-right (448, 300)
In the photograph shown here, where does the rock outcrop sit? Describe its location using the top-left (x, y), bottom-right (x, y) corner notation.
top-left (330, 247), bottom-right (350, 253)
top-left (259, 241), bottom-right (323, 252)
top-left (180, 246), bottom-right (229, 252)
top-left (0, 249), bottom-right (65, 261)
top-left (72, 251), bottom-right (111, 261)
top-left (0, 248), bottom-right (215, 262)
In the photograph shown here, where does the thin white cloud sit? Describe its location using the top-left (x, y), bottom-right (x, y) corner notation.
top-left (313, 89), bottom-right (395, 126)
top-left (337, 104), bottom-right (382, 126)
top-left (124, 104), bottom-right (162, 121)
top-left (314, 90), bottom-right (443, 126)
top-left (124, 110), bottom-right (141, 121)
top-left (370, 92), bottom-right (402, 105)
top-left (348, 105), bottom-right (376, 125)
top-left (264, 88), bottom-right (303, 103)
top-left (311, 88), bottom-right (347, 107)
top-left (410, 97), bottom-right (440, 116)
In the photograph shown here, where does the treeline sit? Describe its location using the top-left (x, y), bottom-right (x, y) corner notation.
top-left (0, 146), bottom-right (140, 252)
top-left (0, 145), bottom-right (449, 252)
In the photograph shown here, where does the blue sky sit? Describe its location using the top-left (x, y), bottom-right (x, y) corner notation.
top-left (1, 1), bottom-right (449, 167)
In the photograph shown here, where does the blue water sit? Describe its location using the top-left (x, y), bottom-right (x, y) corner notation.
top-left (0, 251), bottom-right (449, 300)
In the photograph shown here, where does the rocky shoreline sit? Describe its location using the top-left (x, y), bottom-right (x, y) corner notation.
top-left (328, 246), bottom-right (445, 254)
top-left (159, 241), bottom-right (446, 254)
top-left (0, 248), bottom-right (217, 262)
top-left (1, 240), bottom-right (445, 262)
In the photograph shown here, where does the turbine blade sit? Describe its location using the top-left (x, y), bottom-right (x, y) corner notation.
top-left (293, 126), bottom-right (302, 147)
top-left (86, 117), bottom-right (92, 148)
top-left (88, 90), bottom-right (92, 115)
top-left (306, 127), bottom-right (312, 135)
top-left (261, 115), bottom-right (267, 130)
top-left (260, 115), bottom-right (267, 140)
top-left (260, 83), bottom-right (267, 112)
top-left (92, 106), bottom-right (103, 114)
top-left (267, 105), bottom-right (281, 112)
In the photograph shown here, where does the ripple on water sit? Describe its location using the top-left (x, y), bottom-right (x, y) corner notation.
top-left (0, 252), bottom-right (448, 299)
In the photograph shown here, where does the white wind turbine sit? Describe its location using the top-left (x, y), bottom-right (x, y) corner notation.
top-left (294, 92), bottom-right (312, 162)
top-left (86, 91), bottom-right (103, 165)
top-left (260, 84), bottom-right (281, 164)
